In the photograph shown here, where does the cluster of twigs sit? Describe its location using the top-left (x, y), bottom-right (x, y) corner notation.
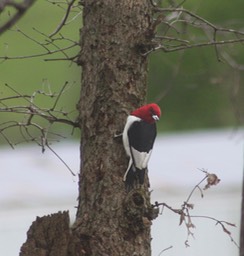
top-left (154, 168), bottom-right (238, 253)
top-left (146, 0), bottom-right (244, 65)
top-left (0, 1), bottom-right (82, 176)
top-left (148, 0), bottom-right (244, 128)
top-left (0, 82), bottom-right (79, 144)
top-left (0, 0), bottom-right (81, 62)
top-left (0, 82), bottom-right (79, 175)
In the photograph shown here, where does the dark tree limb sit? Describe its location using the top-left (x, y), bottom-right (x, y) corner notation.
top-left (0, 0), bottom-right (36, 35)
top-left (49, 0), bottom-right (76, 38)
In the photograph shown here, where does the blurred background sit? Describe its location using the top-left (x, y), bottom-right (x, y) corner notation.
top-left (0, 1), bottom-right (243, 255)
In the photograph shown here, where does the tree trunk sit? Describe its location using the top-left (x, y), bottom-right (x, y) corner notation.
top-left (20, 1), bottom-right (156, 255)
top-left (72, 0), bottom-right (154, 255)
top-left (20, 212), bottom-right (70, 256)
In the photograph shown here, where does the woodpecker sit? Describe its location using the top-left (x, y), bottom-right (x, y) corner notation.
top-left (122, 103), bottom-right (161, 190)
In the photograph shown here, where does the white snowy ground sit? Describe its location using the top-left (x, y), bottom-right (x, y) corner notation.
top-left (0, 129), bottom-right (243, 256)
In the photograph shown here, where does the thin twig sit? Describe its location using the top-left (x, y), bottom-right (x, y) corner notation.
top-left (49, 0), bottom-right (76, 37)
top-left (158, 245), bottom-right (173, 256)
top-left (51, 81), bottom-right (68, 111)
top-left (184, 175), bottom-right (207, 204)
top-left (142, 38), bottom-right (244, 55)
top-left (152, 169), bottom-right (237, 247)
top-left (46, 143), bottom-right (76, 176)
top-left (0, 43), bottom-right (78, 60)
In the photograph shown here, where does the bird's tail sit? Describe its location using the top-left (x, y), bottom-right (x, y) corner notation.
top-left (124, 164), bottom-right (146, 191)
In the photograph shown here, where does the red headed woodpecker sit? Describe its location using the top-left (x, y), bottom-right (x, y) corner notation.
top-left (122, 103), bottom-right (161, 190)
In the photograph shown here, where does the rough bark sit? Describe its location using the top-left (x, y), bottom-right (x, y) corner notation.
top-left (20, 211), bottom-right (70, 256)
top-left (72, 0), bottom-right (155, 255)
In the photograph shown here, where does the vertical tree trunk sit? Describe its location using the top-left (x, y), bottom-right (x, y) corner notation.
top-left (71, 0), bottom-right (154, 255)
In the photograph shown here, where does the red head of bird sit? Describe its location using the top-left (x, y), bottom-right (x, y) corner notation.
top-left (130, 103), bottom-right (161, 124)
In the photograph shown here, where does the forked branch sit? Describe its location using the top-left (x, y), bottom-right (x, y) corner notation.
top-left (153, 169), bottom-right (238, 248)
top-left (144, 5), bottom-right (244, 60)
top-left (0, 0), bottom-right (36, 35)
top-left (49, 0), bottom-right (77, 38)
top-left (0, 2), bottom-right (80, 62)
top-left (0, 82), bottom-right (79, 147)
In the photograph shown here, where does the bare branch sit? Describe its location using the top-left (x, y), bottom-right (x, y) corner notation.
top-left (153, 169), bottom-right (237, 248)
top-left (184, 176), bottom-right (206, 203)
top-left (154, 7), bottom-right (212, 26)
top-left (0, 42), bottom-right (78, 60)
top-left (0, 0), bottom-right (36, 35)
top-left (46, 143), bottom-right (76, 176)
top-left (49, 0), bottom-right (76, 38)
top-left (153, 7), bottom-right (244, 35)
top-left (142, 38), bottom-right (244, 56)
top-left (143, 6), bottom-right (244, 64)
top-left (190, 215), bottom-right (239, 248)
top-left (0, 82), bottom-right (79, 175)
top-left (0, 1), bottom-right (81, 63)
top-left (0, 82), bottom-right (79, 138)
top-left (158, 245), bottom-right (173, 256)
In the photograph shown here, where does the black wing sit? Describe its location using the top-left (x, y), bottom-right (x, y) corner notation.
top-left (124, 120), bottom-right (157, 190)
top-left (128, 120), bottom-right (157, 153)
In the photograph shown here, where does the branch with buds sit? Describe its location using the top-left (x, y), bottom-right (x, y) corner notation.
top-left (153, 169), bottom-right (238, 249)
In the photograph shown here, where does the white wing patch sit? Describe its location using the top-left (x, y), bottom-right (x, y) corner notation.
top-left (131, 147), bottom-right (152, 169)
top-left (122, 115), bottom-right (141, 157)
